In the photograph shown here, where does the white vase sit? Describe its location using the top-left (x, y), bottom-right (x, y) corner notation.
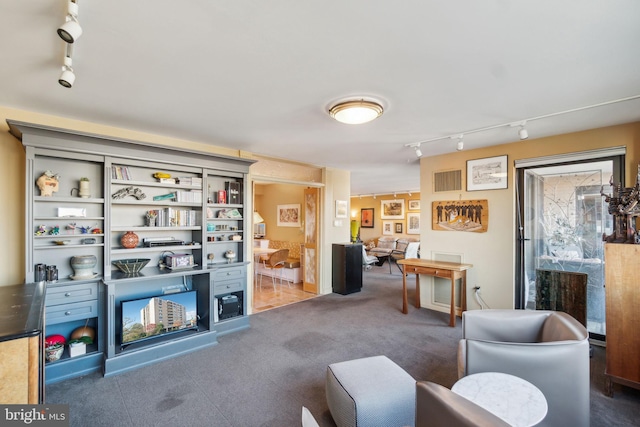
top-left (79, 180), bottom-right (91, 198)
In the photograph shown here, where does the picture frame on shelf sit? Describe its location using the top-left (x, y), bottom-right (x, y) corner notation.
top-left (408, 200), bottom-right (420, 211)
top-left (335, 200), bottom-right (348, 218)
top-left (395, 222), bottom-right (403, 234)
top-left (277, 204), bottom-right (301, 227)
top-left (361, 208), bottom-right (374, 228)
top-left (467, 155), bottom-right (508, 191)
top-left (382, 221), bottom-right (393, 235)
top-left (407, 212), bottom-right (420, 235)
top-left (381, 199), bottom-right (405, 219)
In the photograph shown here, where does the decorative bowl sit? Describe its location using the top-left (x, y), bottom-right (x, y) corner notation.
top-left (112, 258), bottom-right (150, 274)
top-left (45, 344), bottom-right (64, 362)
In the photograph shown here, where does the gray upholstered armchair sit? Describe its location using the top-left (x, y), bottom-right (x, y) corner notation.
top-left (458, 309), bottom-right (590, 427)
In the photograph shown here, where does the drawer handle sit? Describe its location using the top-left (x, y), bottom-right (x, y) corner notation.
top-left (65, 292), bottom-right (72, 297)
top-left (65, 311), bottom-right (72, 316)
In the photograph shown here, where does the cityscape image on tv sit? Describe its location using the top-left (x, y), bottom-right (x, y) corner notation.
top-left (121, 291), bottom-right (197, 344)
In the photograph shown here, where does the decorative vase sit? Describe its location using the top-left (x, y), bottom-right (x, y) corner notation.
top-left (121, 231), bottom-right (139, 249)
top-left (70, 255), bottom-right (97, 279)
top-left (79, 179), bottom-right (91, 198)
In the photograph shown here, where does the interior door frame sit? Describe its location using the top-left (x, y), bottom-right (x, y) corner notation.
top-left (515, 150), bottom-right (624, 339)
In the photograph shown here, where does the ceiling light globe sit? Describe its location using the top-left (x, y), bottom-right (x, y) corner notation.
top-left (58, 19), bottom-right (82, 43)
top-left (329, 100), bottom-right (383, 125)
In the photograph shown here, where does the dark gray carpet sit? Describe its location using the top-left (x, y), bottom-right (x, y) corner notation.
top-left (46, 267), bottom-right (640, 426)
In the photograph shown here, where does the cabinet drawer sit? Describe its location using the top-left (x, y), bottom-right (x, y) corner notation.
top-left (408, 266), bottom-right (453, 279)
top-left (46, 300), bottom-right (99, 325)
top-left (213, 267), bottom-right (245, 281)
top-left (46, 283), bottom-right (99, 306)
top-left (214, 279), bottom-right (244, 295)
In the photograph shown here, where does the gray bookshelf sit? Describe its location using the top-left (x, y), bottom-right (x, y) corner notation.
top-left (9, 120), bottom-right (253, 383)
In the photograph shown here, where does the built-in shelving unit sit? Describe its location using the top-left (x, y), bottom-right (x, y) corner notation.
top-left (10, 120), bottom-right (254, 383)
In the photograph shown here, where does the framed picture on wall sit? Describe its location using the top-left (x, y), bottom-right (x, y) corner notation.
top-left (407, 212), bottom-right (420, 234)
top-left (382, 221), bottom-right (393, 235)
top-left (467, 155), bottom-right (508, 191)
top-left (335, 200), bottom-right (348, 218)
top-left (361, 208), bottom-right (374, 228)
top-left (381, 199), bottom-right (405, 219)
top-left (395, 222), bottom-right (403, 234)
top-left (276, 204), bottom-right (301, 227)
top-left (408, 200), bottom-right (420, 211)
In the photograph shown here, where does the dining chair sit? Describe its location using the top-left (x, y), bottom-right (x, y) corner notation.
top-left (259, 248), bottom-right (290, 291)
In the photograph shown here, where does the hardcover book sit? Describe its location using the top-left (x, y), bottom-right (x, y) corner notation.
top-left (225, 181), bottom-right (241, 204)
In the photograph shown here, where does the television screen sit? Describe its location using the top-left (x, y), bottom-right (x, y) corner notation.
top-left (121, 290), bottom-right (198, 346)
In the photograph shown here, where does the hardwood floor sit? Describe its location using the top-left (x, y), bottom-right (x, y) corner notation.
top-left (252, 276), bottom-right (318, 313)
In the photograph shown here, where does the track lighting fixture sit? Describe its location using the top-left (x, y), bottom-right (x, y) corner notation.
top-left (58, 48), bottom-right (75, 88)
top-left (58, 1), bottom-right (82, 43)
top-left (414, 145), bottom-right (422, 158)
top-left (455, 135), bottom-right (464, 151)
top-left (518, 122), bottom-right (529, 140)
top-left (404, 94), bottom-right (640, 156)
top-left (329, 99), bottom-right (384, 124)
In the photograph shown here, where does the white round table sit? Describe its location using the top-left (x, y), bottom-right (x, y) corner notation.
top-left (452, 372), bottom-right (548, 427)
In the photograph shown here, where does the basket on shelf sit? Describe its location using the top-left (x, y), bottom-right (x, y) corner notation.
top-left (111, 258), bottom-right (150, 274)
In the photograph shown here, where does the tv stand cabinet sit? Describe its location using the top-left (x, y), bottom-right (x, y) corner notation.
top-left (9, 120), bottom-right (253, 382)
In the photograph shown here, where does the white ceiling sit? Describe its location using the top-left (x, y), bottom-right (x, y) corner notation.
top-left (2, 1), bottom-right (640, 195)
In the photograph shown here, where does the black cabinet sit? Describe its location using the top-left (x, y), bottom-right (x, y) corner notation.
top-left (332, 243), bottom-right (363, 295)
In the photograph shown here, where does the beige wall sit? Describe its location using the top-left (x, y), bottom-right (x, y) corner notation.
top-left (254, 183), bottom-right (305, 243)
top-left (349, 193), bottom-right (421, 244)
top-left (419, 121), bottom-right (640, 313)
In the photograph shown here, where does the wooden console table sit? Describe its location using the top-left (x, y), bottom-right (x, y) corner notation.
top-left (397, 258), bottom-right (473, 327)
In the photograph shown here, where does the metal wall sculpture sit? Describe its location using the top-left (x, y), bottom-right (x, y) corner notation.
top-left (601, 165), bottom-right (640, 243)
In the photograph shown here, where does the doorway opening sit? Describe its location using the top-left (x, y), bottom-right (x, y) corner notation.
top-left (515, 149), bottom-right (624, 341)
top-left (251, 180), bottom-right (321, 313)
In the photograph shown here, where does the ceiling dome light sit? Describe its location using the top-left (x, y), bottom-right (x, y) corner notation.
top-left (329, 100), bottom-right (383, 125)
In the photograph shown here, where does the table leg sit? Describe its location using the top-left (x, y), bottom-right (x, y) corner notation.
top-left (414, 273), bottom-right (420, 308)
top-left (402, 265), bottom-right (408, 314)
top-left (461, 271), bottom-right (467, 312)
top-left (449, 277), bottom-right (456, 327)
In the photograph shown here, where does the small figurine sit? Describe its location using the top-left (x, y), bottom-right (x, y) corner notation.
top-left (49, 226), bottom-right (60, 235)
top-left (36, 171), bottom-right (60, 197)
top-left (35, 225), bottom-right (47, 236)
top-left (92, 228), bottom-right (102, 234)
top-left (67, 223), bottom-right (77, 234)
top-left (78, 224), bottom-right (96, 234)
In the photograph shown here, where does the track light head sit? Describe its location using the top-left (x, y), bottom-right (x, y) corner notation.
top-left (456, 135), bottom-right (464, 151)
top-left (59, 56), bottom-right (75, 88)
top-left (414, 145), bottom-right (422, 158)
top-left (518, 122), bottom-right (529, 140)
top-left (58, 1), bottom-right (82, 43)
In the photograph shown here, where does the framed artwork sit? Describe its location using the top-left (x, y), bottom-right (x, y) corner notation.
top-left (408, 200), bottom-right (420, 211)
top-left (382, 221), bottom-right (393, 235)
top-left (467, 155), bottom-right (508, 191)
top-left (361, 208), bottom-right (374, 228)
top-left (381, 199), bottom-right (405, 219)
top-left (335, 200), bottom-right (348, 218)
top-left (277, 204), bottom-right (301, 227)
top-left (395, 222), bottom-right (403, 234)
top-left (407, 212), bottom-right (420, 235)
top-left (432, 199), bottom-right (489, 233)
